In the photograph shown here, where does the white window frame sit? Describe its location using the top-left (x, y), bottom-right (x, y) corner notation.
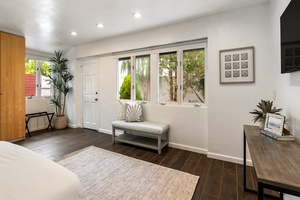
top-left (155, 43), bottom-right (207, 106)
top-left (116, 52), bottom-right (152, 102)
top-left (156, 49), bottom-right (180, 105)
top-left (115, 39), bottom-right (207, 106)
top-left (180, 47), bottom-right (206, 106)
top-left (116, 56), bottom-right (132, 100)
top-left (134, 54), bottom-right (151, 101)
top-left (25, 57), bottom-right (52, 97)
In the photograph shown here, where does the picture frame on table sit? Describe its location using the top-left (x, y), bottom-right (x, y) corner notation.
top-left (219, 46), bottom-right (255, 84)
top-left (264, 113), bottom-right (285, 136)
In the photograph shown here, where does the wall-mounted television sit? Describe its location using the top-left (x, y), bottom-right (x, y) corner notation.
top-left (280, 0), bottom-right (300, 74)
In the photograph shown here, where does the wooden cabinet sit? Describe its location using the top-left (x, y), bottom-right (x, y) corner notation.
top-left (0, 32), bottom-right (25, 141)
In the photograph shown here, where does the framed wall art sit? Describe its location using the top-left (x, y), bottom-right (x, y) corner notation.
top-left (219, 46), bottom-right (255, 84)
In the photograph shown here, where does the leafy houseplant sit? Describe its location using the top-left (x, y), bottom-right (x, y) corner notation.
top-left (48, 51), bottom-right (74, 129)
top-left (249, 100), bottom-right (282, 127)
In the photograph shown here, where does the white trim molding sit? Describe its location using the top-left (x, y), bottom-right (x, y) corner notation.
top-left (168, 142), bottom-right (208, 155)
top-left (80, 127), bottom-right (253, 166)
top-left (67, 123), bottom-right (82, 128)
top-left (207, 152), bottom-right (253, 166)
top-left (98, 128), bottom-right (112, 135)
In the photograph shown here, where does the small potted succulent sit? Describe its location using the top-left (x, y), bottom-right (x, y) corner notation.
top-left (249, 100), bottom-right (282, 128)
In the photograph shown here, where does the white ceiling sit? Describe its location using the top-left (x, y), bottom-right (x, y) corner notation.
top-left (0, 0), bottom-right (270, 55)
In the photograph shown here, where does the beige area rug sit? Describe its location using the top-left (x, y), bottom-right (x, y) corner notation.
top-left (57, 146), bottom-right (199, 200)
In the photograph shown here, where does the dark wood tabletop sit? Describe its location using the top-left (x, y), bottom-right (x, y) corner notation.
top-left (244, 125), bottom-right (300, 192)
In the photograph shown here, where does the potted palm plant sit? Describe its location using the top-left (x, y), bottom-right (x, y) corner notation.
top-left (249, 99), bottom-right (282, 128)
top-left (48, 50), bottom-right (74, 129)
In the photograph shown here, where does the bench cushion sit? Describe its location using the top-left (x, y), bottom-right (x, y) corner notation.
top-left (112, 120), bottom-right (170, 135)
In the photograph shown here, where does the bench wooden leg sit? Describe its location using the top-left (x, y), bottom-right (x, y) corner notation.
top-left (112, 127), bottom-right (115, 144)
top-left (158, 135), bottom-right (162, 154)
top-left (166, 131), bottom-right (169, 146)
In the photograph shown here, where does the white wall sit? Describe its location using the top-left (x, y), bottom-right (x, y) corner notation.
top-left (269, 0), bottom-right (300, 141)
top-left (65, 3), bottom-right (273, 163)
top-left (25, 51), bottom-right (55, 132)
top-left (25, 97), bottom-right (53, 132)
top-left (206, 5), bottom-right (272, 162)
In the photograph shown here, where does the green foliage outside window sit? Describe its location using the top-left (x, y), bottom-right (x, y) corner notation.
top-left (119, 75), bottom-right (142, 100)
top-left (25, 58), bottom-right (51, 76)
top-left (159, 52), bottom-right (178, 102)
top-left (183, 49), bottom-right (205, 103)
top-left (119, 48), bottom-right (205, 103)
top-left (159, 49), bottom-right (205, 103)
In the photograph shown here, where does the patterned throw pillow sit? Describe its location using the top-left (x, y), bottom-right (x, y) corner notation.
top-left (118, 100), bottom-right (126, 120)
top-left (125, 102), bottom-right (144, 122)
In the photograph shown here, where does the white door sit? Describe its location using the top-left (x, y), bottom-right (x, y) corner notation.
top-left (82, 59), bottom-right (99, 130)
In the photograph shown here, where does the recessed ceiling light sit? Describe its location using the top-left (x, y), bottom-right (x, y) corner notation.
top-left (133, 12), bottom-right (142, 18)
top-left (97, 23), bottom-right (104, 28)
top-left (70, 31), bottom-right (77, 36)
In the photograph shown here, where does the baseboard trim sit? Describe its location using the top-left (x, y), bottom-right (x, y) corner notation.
top-left (68, 124), bottom-right (82, 128)
top-left (168, 142), bottom-right (208, 155)
top-left (98, 128), bottom-right (112, 135)
top-left (88, 127), bottom-right (253, 165)
top-left (207, 152), bottom-right (252, 166)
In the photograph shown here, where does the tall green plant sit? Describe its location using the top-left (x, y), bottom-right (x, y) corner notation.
top-left (48, 50), bottom-right (74, 116)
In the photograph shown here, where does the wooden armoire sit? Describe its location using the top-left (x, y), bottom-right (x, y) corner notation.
top-left (0, 32), bottom-right (25, 141)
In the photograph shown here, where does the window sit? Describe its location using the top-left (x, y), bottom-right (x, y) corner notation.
top-left (158, 49), bottom-right (205, 104)
top-left (116, 40), bottom-right (206, 105)
top-left (159, 52), bottom-right (178, 102)
top-left (118, 55), bottom-right (151, 101)
top-left (25, 58), bottom-right (51, 97)
top-left (182, 49), bottom-right (205, 103)
top-left (118, 57), bottom-right (131, 100)
top-left (25, 59), bottom-right (36, 97)
top-left (135, 55), bottom-right (150, 101)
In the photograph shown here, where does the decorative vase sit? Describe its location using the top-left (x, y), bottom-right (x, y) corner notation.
top-left (54, 115), bottom-right (67, 129)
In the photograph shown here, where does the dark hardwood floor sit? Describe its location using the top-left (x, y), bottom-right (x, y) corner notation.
top-left (16, 128), bottom-right (277, 200)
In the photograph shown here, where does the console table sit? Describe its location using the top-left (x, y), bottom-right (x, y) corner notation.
top-left (244, 125), bottom-right (300, 200)
top-left (25, 112), bottom-right (54, 137)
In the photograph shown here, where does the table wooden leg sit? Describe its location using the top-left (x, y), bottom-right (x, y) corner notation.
top-left (244, 131), bottom-right (247, 190)
top-left (258, 182), bottom-right (264, 200)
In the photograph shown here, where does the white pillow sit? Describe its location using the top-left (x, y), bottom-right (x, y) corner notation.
top-left (125, 102), bottom-right (144, 122)
top-left (118, 100), bottom-right (126, 120)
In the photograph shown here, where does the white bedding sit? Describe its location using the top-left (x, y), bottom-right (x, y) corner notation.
top-left (0, 141), bottom-right (81, 200)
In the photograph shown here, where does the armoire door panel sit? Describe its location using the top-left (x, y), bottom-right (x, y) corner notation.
top-left (0, 32), bottom-right (25, 141)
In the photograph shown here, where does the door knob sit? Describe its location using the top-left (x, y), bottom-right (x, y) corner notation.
top-left (95, 98), bottom-right (98, 101)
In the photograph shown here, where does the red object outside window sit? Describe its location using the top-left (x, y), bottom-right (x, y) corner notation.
top-left (25, 74), bottom-right (36, 96)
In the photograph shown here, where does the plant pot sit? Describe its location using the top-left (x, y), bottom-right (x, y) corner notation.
top-left (54, 115), bottom-right (67, 129)
top-left (259, 120), bottom-right (265, 129)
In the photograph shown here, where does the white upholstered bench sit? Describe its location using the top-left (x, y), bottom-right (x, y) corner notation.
top-left (112, 120), bottom-right (170, 154)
